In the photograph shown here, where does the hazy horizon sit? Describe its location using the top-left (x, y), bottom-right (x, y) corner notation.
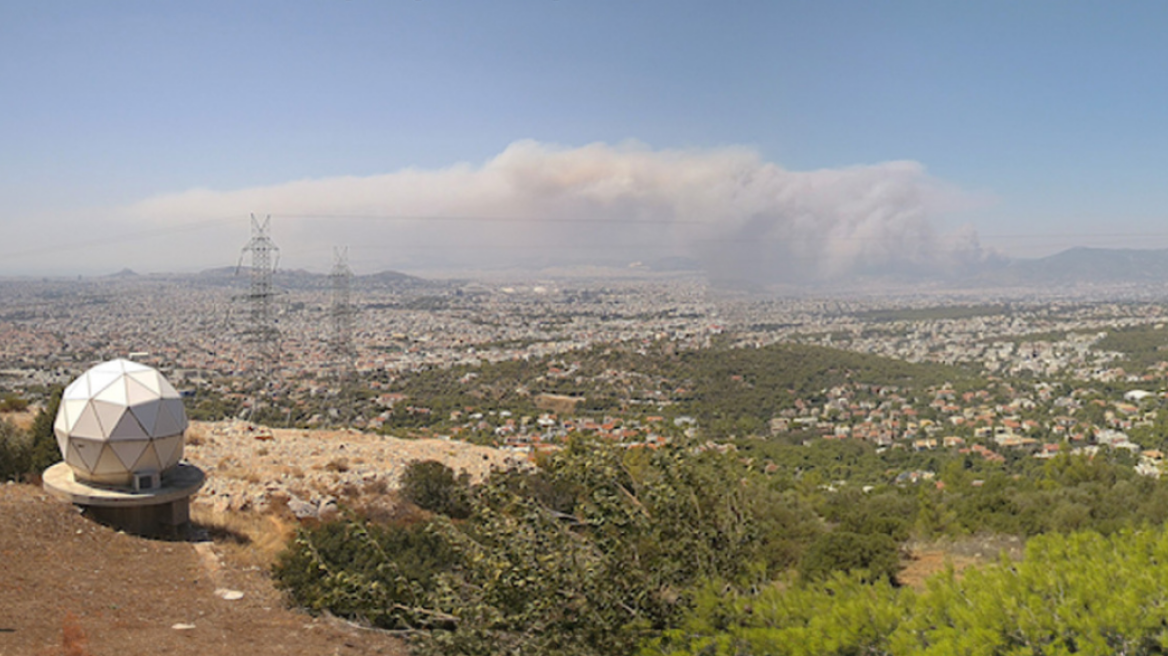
top-left (7, 2), bottom-right (1168, 279)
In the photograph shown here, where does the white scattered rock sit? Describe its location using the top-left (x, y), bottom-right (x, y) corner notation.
top-left (318, 498), bottom-right (339, 518)
top-left (186, 420), bottom-right (524, 514)
top-left (214, 588), bottom-right (244, 601)
top-left (171, 623), bottom-right (196, 630)
top-left (286, 497), bottom-right (317, 519)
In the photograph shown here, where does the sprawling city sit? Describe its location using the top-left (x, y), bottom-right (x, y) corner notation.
top-left (8, 262), bottom-right (1168, 653)
top-left (7, 270), bottom-right (1168, 463)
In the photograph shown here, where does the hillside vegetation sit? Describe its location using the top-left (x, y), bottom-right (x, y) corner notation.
top-left (374, 340), bottom-right (969, 437)
top-left (264, 338), bottom-right (1168, 655)
top-left (651, 527), bottom-right (1168, 655)
top-left (274, 443), bottom-right (1168, 654)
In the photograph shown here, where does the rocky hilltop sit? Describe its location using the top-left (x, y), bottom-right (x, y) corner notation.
top-left (185, 420), bottom-right (523, 518)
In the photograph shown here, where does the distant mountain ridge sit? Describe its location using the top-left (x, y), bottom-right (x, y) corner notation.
top-left (181, 266), bottom-right (438, 290)
top-left (72, 247), bottom-right (1168, 289)
top-left (982, 247), bottom-right (1168, 285)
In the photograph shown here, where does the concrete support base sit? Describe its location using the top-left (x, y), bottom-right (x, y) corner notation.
top-left (43, 461), bottom-right (205, 539)
top-left (83, 498), bottom-right (192, 538)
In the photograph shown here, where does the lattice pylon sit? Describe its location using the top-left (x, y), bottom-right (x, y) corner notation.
top-left (235, 214), bottom-right (281, 416)
top-left (329, 246), bottom-right (356, 426)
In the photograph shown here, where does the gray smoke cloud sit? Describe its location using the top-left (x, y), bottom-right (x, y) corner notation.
top-left (98, 140), bottom-right (985, 281)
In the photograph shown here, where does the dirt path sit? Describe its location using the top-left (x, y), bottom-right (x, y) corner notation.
top-left (0, 483), bottom-right (407, 656)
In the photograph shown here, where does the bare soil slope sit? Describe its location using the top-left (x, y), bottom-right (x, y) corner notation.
top-left (0, 483), bottom-right (406, 656)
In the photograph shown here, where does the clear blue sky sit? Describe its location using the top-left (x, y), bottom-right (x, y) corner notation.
top-left (5, 1), bottom-right (1168, 273)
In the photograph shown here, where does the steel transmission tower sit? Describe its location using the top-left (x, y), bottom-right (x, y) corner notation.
top-left (329, 246), bottom-right (354, 360)
top-left (329, 247), bottom-right (355, 425)
top-left (236, 214), bottom-right (281, 386)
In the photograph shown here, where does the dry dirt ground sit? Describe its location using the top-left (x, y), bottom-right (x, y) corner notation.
top-left (0, 483), bottom-right (408, 656)
top-left (898, 534), bottom-right (1026, 590)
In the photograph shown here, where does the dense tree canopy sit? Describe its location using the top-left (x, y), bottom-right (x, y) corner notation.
top-left (648, 528), bottom-right (1168, 656)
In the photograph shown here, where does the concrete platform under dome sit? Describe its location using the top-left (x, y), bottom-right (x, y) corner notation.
top-left (43, 461), bottom-right (205, 537)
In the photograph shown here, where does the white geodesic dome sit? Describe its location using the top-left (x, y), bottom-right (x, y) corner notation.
top-left (54, 358), bottom-right (188, 486)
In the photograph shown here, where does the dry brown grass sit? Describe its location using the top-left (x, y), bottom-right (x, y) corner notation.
top-left (534, 393), bottom-right (583, 415)
top-left (184, 424), bottom-right (210, 446)
top-left (898, 550), bottom-right (983, 590)
top-left (215, 461), bottom-right (268, 485)
top-left (899, 535), bottom-right (1025, 591)
top-left (5, 408), bottom-right (37, 431)
top-left (191, 506), bottom-right (298, 569)
top-left (343, 489), bottom-right (428, 526)
top-left (275, 464), bottom-right (305, 478)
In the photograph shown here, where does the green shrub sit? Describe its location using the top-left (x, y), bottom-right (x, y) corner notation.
top-left (400, 460), bottom-right (473, 519)
top-left (0, 393), bottom-right (28, 413)
top-left (0, 418), bottom-right (32, 481)
top-left (276, 440), bottom-right (806, 655)
top-left (26, 387), bottom-right (62, 474)
top-left (798, 530), bottom-right (901, 584)
top-left (0, 388), bottom-right (59, 481)
top-left (650, 528), bottom-right (1168, 656)
top-left (272, 518), bottom-right (460, 630)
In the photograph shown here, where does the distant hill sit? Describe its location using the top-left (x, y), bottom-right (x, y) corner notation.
top-left (190, 267), bottom-right (437, 290)
top-left (982, 247), bottom-right (1168, 285)
top-left (701, 246), bottom-right (1168, 290)
top-left (356, 269), bottom-right (436, 289)
top-left (36, 247), bottom-right (1168, 290)
top-left (194, 266), bottom-right (246, 282)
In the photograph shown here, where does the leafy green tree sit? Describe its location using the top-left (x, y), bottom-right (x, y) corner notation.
top-left (798, 531), bottom-right (901, 584)
top-left (0, 387), bottom-right (61, 481)
top-left (647, 527), bottom-right (1168, 656)
top-left (0, 418), bottom-right (31, 481)
top-left (277, 438), bottom-right (824, 655)
top-left (27, 386), bottom-right (62, 473)
top-left (645, 573), bottom-right (909, 656)
top-left (273, 518), bottom-right (460, 630)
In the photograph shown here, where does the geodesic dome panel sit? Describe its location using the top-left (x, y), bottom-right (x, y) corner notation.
top-left (53, 359), bottom-right (188, 485)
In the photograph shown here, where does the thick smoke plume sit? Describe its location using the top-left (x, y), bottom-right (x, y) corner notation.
top-left (117, 140), bottom-right (984, 281)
